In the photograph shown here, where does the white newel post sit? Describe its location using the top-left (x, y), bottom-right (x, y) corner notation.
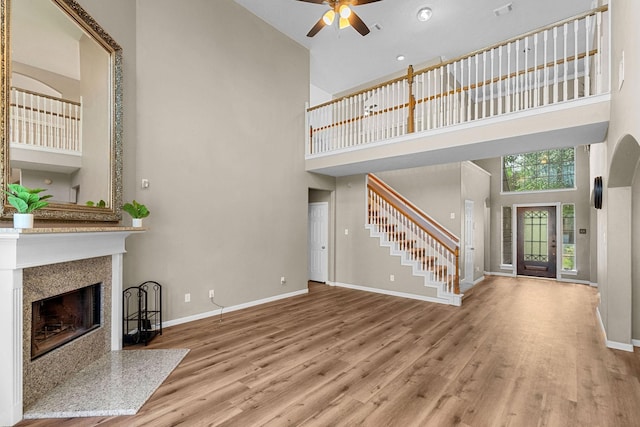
top-left (0, 228), bottom-right (141, 426)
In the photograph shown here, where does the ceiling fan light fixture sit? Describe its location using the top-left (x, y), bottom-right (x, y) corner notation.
top-left (339, 16), bottom-right (351, 29)
top-left (417, 7), bottom-right (433, 22)
top-left (322, 9), bottom-right (335, 25)
top-left (339, 4), bottom-right (352, 19)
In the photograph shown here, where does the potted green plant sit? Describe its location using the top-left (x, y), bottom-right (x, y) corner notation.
top-left (122, 200), bottom-right (150, 227)
top-left (4, 184), bottom-right (53, 228)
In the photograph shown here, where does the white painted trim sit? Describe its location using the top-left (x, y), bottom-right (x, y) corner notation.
top-left (590, 282), bottom-right (598, 288)
top-left (162, 288), bottom-right (309, 328)
top-left (499, 264), bottom-right (514, 271)
top-left (485, 271), bottom-right (516, 277)
top-left (596, 307), bottom-right (634, 352)
top-left (632, 339), bottom-right (640, 348)
top-left (332, 281), bottom-right (460, 306)
top-left (557, 278), bottom-right (592, 286)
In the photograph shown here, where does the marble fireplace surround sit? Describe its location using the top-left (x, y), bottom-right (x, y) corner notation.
top-left (0, 227), bottom-right (142, 426)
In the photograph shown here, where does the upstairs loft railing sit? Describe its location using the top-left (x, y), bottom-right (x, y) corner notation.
top-left (307, 6), bottom-right (609, 156)
top-left (367, 174), bottom-right (460, 295)
top-left (10, 87), bottom-right (82, 154)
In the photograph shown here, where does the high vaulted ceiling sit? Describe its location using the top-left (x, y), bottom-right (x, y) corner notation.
top-left (235, 0), bottom-right (598, 96)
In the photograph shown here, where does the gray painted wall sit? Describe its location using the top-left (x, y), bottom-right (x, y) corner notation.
top-left (77, 0), bottom-right (310, 322)
top-left (603, 0), bottom-right (640, 344)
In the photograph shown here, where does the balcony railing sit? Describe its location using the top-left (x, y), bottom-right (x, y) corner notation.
top-left (10, 87), bottom-right (82, 154)
top-left (306, 6), bottom-right (609, 156)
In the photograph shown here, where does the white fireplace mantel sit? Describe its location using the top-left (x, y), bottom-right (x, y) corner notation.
top-left (0, 227), bottom-right (142, 426)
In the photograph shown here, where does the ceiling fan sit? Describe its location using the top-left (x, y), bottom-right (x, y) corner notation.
top-left (298, 0), bottom-right (382, 37)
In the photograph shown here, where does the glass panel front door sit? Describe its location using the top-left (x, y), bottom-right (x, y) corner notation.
top-left (517, 206), bottom-right (557, 278)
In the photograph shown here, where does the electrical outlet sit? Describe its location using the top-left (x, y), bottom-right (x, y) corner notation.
top-left (390, 274), bottom-right (395, 282)
top-left (280, 276), bottom-right (286, 285)
top-left (209, 289), bottom-right (215, 298)
top-left (184, 293), bottom-right (191, 303)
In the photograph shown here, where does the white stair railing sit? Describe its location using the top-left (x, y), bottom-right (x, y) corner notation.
top-left (367, 174), bottom-right (460, 295)
top-left (307, 5), bottom-right (608, 156)
top-left (10, 87), bottom-right (82, 154)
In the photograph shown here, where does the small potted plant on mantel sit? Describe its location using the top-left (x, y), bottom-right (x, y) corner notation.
top-left (4, 184), bottom-right (52, 229)
top-left (122, 200), bottom-right (150, 227)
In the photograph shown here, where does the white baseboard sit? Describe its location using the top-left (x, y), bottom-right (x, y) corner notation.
top-left (590, 282), bottom-right (598, 288)
top-left (484, 271), bottom-right (515, 277)
top-left (162, 288), bottom-right (309, 328)
top-left (557, 278), bottom-right (592, 286)
top-left (632, 339), bottom-right (640, 348)
top-left (332, 281), bottom-right (455, 305)
top-left (596, 307), bottom-right (634, 352)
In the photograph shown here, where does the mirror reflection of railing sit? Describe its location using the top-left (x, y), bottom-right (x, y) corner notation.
top-left (10, 87), bottom-right (82, 154)
top-left (306, 6), bottom-right (609, 156)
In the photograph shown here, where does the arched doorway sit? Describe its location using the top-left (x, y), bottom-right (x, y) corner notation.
top-left (607, 135), bottom-right (640, 345)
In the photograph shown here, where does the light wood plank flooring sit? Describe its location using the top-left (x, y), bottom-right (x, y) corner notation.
top-left (18, 276), bottom-right (640, 426)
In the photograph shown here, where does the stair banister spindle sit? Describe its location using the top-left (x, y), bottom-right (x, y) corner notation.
top-left (506, 43), bottom-right (511, 113)
top-left (584, 15), bottom-right (591, 97)
top-left (574, 19), bottom-right (579, 100)
top-left (524, 37), bottom-right (529, 109)
top-left (563, 23), bottom-right (568, 101)
top-left (543, 30), bottom-right (549, 105)
top-left (497, 46), bottom-right (502, 115)
top-left (481, 51), bottom-right (486, 118)
top-left (516, 39), bottom-right (522, 111)
top-left (466, 57), bottom-right (472, 120)
top-left (534, 33), bottom-right (539, 108)
top-left (338, 98), bottom-right (347, 148)
top-left (56, 99), bottom-right (61, 149)
top-left (596, 11), bottom-right (602, 94)
top-left (489, 49), bottom-right (494, 117)
top-left (474, 54), bottom-right (479, 120)
top-left (553, 27), bottom-right (559, 103)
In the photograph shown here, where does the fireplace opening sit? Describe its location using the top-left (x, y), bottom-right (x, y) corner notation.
top-left (31, 283), bottom-right (102, 360)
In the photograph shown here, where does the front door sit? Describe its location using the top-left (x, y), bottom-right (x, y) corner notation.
top-left (517, 206), bottom-right (557, 278)
top-left (308, 202), bottom-right (328, 283)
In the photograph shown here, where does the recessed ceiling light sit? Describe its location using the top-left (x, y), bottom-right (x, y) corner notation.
top-left (396, 54), bottom-right (406, 61)
top-left (417, 7), bottom-right (433, 22)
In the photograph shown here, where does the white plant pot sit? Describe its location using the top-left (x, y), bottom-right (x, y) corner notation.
top-left (13, 213), bottom-right (34, 229)
top-left (132, 218), bottom-right (143, 228)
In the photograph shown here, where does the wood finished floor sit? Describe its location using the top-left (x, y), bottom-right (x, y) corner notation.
top-left (18, 276), bottom-right (640, 427)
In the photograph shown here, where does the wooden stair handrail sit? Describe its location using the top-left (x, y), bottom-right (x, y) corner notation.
top-left (367, 174), bottom-right (459, 253)
top-left (307, 5), bottom-right (607, 114)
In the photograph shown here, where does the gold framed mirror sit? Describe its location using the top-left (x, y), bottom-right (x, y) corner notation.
top-left (1, 0), bottom-right (122, 222)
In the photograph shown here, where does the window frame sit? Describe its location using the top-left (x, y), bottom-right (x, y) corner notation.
top-left (561, 203), bottom-right (577, 273)
top-left (501, 148), bottom-right (577, 194)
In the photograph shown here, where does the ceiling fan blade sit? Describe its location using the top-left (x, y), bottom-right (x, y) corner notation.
top-left (348, 10), bottom-right (370, 36)
top-left (306, 17), bottom-right (326, 37)
top-left (297, 0), bottom-right (327, 4)
top-left (354, 0), bottom-right (382, 4)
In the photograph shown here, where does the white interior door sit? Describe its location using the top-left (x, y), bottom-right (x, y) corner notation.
top-left (308, 202), bottom-right (328, 283)
top-left (464, 200), bottom-right (475, 284)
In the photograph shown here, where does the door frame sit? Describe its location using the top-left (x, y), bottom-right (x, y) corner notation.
top-left (463, 199), bottom-right (475, 284)
top-left (308, 201), bottom-right (329, 283)
top-left (511, 202), bottom-right (561, 279)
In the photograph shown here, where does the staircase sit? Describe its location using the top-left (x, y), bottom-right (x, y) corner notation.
top-left (366, 174), bottom-right (462, 306)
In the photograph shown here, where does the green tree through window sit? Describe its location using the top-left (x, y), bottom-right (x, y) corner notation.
top-left (502, 148), bottom-right (575, 192)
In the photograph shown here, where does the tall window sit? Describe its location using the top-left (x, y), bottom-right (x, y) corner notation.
top-left (562, 204), bottom-right (576, 271)
top-left (502, 148), bottom-right (575, 192)
top-left (502, 206), bottom-right (512, 265)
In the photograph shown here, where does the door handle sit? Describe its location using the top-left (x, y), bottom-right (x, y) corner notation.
top-left (321, 246), bottom-right (326, 249)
